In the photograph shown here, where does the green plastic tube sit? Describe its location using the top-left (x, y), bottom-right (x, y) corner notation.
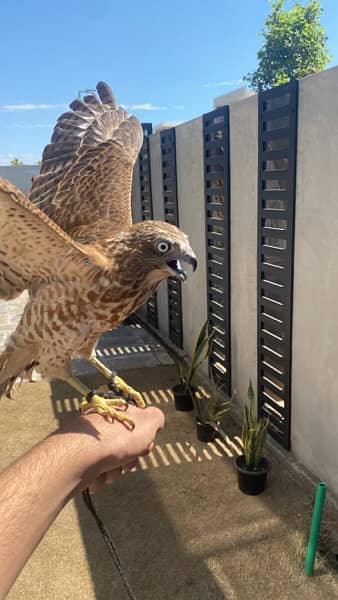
top-left (304, 481), bottom-right (328, 576)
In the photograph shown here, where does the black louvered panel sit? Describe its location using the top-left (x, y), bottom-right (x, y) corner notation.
top-left (203, 107), bottom-right (231, 395)
top-left (139, 123), bottom-right (153, 220)
top-left (139, 123), bottom-right (158, 329)
top-left (160, 128), bottom-right (183, 348)
top-left (257, 81), bottom-right (298, 450)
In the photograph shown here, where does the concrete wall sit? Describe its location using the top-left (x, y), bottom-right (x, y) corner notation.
top-left (131, 65), bottom-right (338, 495)
top-left (292, 66), bottom-right (338, 492)
top-left (0, 167), bottom-right (38, 349)
top-left (0, 293), bottom-right (28, 352)
top-left (0, 165), bottom-right (40, 194)
top-left (214, 87), bottom-right (254, 109)
top-left (230, 95), bottom-right (258, 408)
top-left (149, 132), bottom-right (169, 338)
top-left (175, 117), bottom-right (208, 367)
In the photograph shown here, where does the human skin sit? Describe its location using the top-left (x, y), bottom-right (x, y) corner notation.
top-left (0, 405), bottom-right (165, 597)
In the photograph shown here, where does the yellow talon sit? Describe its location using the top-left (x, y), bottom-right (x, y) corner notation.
top-left (112, 376), bottom-right (146, 408)
top-left (80, 393), bottom-right (135, 428)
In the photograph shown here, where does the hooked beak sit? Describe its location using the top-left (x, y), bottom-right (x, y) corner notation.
top-left (166, 254), bottom-right (198, 282)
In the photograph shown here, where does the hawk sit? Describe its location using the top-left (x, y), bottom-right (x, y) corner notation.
top-left (0, 82), bottom-right (197, 426)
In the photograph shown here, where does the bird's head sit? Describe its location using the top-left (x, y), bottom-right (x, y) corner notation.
top-left (115, 221), bottom-right (197, 284)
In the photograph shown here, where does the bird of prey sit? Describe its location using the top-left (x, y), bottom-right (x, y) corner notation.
top-left (0, 82), bottom-right (197, 426)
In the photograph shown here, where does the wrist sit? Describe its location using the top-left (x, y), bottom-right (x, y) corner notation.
top-left (37, 433), bottom-right (88, 499)
top-left (46, 413), bottom-right (122, 490)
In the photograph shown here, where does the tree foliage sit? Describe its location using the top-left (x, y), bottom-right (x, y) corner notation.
top-left (244, 0), bottom-right (331, 91)
top-left (10, 157), bottom-right (23, 166)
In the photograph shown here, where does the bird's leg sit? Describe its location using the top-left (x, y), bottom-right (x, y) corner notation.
top-left (88, 355), bottom-right (146, 408)
top-left (65, 376), bottom-right (135, 429)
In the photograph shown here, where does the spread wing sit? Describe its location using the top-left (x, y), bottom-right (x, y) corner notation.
top-left (29, 81), bottom-right (143, 235)
top-left (0, 178), bottom-right (109, 300)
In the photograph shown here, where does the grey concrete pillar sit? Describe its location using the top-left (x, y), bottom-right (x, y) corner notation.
top-left (176, 117), bottom-right (208, 367)
top-left (291, 66), bottom-right (338, 493)
top-left (229, 94), bottom-right (258, 408)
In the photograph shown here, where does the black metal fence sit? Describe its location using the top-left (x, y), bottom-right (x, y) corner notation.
top-left (139, 123), bottom-right (158, 329)
top-left (133, 81), bottom-right (300, 451)
top-left (257, 81), bottom-right (298, 449)
top-left (160, 128), bottom-right (183, 348)
top-left (203, 107), bottom-right (231, 395)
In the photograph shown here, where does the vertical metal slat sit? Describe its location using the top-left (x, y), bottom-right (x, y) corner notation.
top-left (203, 106), bottom-right (231, 395)
top-left (139, 123), bottom-right (158, 329)
top-left (160, 127), bottom-right (183, 348)
top-left (257, 80), bottom-right (298, 449)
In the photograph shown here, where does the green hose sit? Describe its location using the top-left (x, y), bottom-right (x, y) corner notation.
top-left (304, 482), bottom-right (328, 576)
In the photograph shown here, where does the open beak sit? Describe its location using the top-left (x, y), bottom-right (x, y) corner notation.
top-left (166, 254), bottom-right (197, 282)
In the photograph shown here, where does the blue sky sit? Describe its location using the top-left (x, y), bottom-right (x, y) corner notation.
top-left (0, 0), bottom-right (337, 164)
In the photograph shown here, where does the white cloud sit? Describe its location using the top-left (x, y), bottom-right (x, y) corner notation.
top-left (0, 103), bottom-right (67, 112)
top-left (14, 123), bottom-right (53, 129)
top-left (121, 103), bottom-right (168, 111)
top-left (203, 79), bottom-right (243, 88)
top-left (121, 103), bottom-right (185, 111)
top-left (2, 101), bottom-right (180, 114)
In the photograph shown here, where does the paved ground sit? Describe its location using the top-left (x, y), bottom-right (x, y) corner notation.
top-left (72, 322), bottom-right (174, 376)
top-left (0, 294), bottom-right (28, 351)
top-left (1, 323), bottom-right (338, 599)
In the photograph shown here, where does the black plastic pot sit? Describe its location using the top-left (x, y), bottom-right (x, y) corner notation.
top-left (172, 384), bottom-right (194, 411)
top-left (196, 419), bottom-right (216, 442)
top-left (234, 455), bottom-right (269, 495)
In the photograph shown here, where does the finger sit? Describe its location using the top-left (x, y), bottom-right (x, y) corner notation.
top-left (105, 460), bottom-right (139, 482)
top-left (122, 459), bottom-right (139, 471)
top-left (121, 404), bottom-right (165, 433)
top-left (142, 405), bottom-right (166, 433)
top-left (139, 441), bottom-right (154, 457)
top-left (105, 468), bottom-right (123, 484)
top-left (88, 473), bottom-right (106, 495)
top-left (112, 405), bottom-right (165, 459)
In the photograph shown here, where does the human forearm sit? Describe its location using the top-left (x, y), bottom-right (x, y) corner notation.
top-left (0, 406), bottom-right (164, 597)
top-left (0, 434), bottom-right (84, 597)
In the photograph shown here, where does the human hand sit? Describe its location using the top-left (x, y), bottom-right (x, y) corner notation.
top-left (52, 404), bottom-right (165, 495)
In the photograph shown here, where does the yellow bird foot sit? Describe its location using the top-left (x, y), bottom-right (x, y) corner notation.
top-left (80, 392), bottom-right (135, 429)
top-left (109, 375), bottom-right (146, 408)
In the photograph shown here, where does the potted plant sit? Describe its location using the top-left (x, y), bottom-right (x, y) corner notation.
top-left (194, 380), bottom-right (230, 442)
top-left (172, 320), bottom-right (213, 411)
top-left (234, 381), bottom-right (270, 495)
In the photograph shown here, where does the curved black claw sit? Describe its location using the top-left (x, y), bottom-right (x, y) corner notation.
top-left (108, 379), bottom-right (122, 395)
top-left (87, 388), bottom-right (122, 401)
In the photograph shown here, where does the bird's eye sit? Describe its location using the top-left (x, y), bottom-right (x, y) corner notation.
top-left (156, 240), bottom-right (171, 254)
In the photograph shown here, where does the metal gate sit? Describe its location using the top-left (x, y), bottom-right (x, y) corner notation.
top-left (139, 123), bottom-right (158, 328)
top-left (257, 80), bottom-right (298, 449)
top-left (203, 106), bottom-right (231, 395)
top-left (160, 127), bottom-right (183, 348)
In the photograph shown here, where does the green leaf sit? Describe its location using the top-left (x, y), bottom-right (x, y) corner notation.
top-left (244, 0), bottom-right (331, 91)
top-left (242, 381), bottom-right (269, 470)
top-left (174, 321), bottom-right (213, 389)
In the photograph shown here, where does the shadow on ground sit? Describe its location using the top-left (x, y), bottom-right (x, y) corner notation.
top-left (46, 363), bottom-right (338, 600)
top-left (49, 370), bottom-right (230, 600)
top-left (2, 322), bottom-right (338, 599)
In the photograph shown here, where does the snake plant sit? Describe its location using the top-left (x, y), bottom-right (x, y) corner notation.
top-left (174, 320), bottom-right (213, 395)
top-left (242, 381), bottom-right (269, 470)
top-left (194, 378), bottom-right (230, 425)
